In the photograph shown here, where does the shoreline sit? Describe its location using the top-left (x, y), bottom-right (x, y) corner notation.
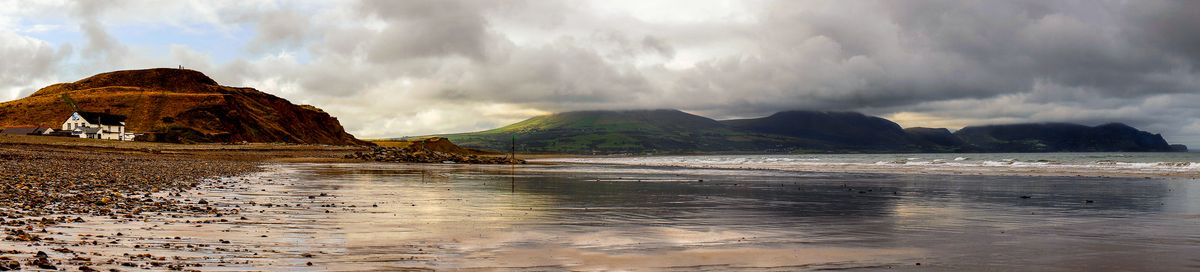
top-left (531, 159), bottom-right (1200, 180)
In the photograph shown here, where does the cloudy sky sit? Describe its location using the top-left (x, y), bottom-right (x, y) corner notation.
top-left (2, 0), bottom-right (1199, 146)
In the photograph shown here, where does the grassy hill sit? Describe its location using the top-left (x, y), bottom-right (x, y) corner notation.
top-left (0, 68), bottom-right (368, 145)
top-left (439, 109), bottom-right (795, 154)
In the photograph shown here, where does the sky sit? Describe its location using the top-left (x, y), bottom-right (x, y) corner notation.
top-left (1, 0), bottom-right (1199, 146)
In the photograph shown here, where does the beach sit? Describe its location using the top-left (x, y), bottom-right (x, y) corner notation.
top-left (2, 136), bottom-right (1199, 271)
top-left (0, 135), bottom-right (359, 271)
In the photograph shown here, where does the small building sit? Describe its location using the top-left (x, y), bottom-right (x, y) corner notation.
top-left (0, 126), bottom-right (54, 135)
top-left (122, 133), bottom-right (143, 141)
top-left (62, 111), bottom-right (128, 141)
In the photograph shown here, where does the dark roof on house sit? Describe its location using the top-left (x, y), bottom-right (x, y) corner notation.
top-left (76, 111), bottom-right (127, 126)
top-left (1, 126), bottom-right (49, 135)
top-left (1, 127), bottom-right (40, 135)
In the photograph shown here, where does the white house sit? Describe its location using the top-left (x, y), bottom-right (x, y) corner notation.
top-left (62, 111), bottom-right (128, 140)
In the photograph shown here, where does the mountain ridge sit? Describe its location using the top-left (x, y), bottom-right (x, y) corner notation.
top-left (433, 109), bottom-right (1182, 154)
top-left (439, 109), bottom-right (797, 154)
top-left (721, 111), bottom-right (911, 149)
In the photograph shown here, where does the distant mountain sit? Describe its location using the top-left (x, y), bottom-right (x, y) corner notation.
top-left (439, 109), bottom-right (793, 154)
top-left (431, 109), bottom-right (1185, 154)
top-left (953, 123), bottom-right (1174, 152)
top-left (722, 111), bottom-right (912, 150)
top-left (0, 68), bottom-right (369, 145)
top-left (904, 127), bottom-right (969, 151)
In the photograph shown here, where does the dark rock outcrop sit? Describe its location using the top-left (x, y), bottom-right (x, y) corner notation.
top-left (347, 138), bottom-right (522, 164)
top-left (1171, 144), bottom-right (1189, 152)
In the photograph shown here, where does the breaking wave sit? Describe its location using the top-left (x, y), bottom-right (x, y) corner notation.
top-left (534, 153), bottom-right (1200, 175)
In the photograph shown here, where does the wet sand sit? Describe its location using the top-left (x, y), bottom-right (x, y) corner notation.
top-left (6, 161), bottom-right (1199, 271)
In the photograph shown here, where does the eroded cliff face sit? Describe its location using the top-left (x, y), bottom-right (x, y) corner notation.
top-left (0, 68), bottom-right (369, 145)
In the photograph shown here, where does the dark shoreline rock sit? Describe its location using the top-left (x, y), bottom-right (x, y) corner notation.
top-left (346, 146), bottom-right (524, 164)
top-left (347, 137), bottom-right (523, 164)
top-left (1170, 144), bottom-right (1188, 152)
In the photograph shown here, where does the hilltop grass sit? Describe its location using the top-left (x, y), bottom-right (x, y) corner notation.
top-left (434, 110), bottom-right (797, 154)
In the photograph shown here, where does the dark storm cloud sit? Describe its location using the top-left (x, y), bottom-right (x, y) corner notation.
top-left (651, 0), bottom-right (1200, 145)
top-left (1127, 1), bottom-right (1200, 64)
top-left (242, 0), bottom-right (1200, 144)
top-left (681, 1), bottom-right (1199, 114)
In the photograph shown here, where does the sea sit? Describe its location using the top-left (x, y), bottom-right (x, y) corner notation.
top-left (534, 152), bottom-right (1200, 176)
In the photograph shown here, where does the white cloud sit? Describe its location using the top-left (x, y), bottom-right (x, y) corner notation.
top-left (0, 28), bottom-right (68, 99)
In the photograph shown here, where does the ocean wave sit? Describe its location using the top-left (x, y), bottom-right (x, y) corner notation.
top-left (536, 155), bottom-right (1200, 174)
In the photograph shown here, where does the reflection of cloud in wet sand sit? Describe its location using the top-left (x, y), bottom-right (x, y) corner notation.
top-left (569, 227), bottom-right (779, 248)
top-left (463, 246), bottom-right (921, 270)
top-left (423, 225), bottom-right (921, 270)
top-left (313, 164), bottom-right (925, 269)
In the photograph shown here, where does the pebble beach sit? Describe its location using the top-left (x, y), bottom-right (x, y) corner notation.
top-left (0, 135), bottom-right (369, 271)
top-left (0, 142), bottom-right (263, 271)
